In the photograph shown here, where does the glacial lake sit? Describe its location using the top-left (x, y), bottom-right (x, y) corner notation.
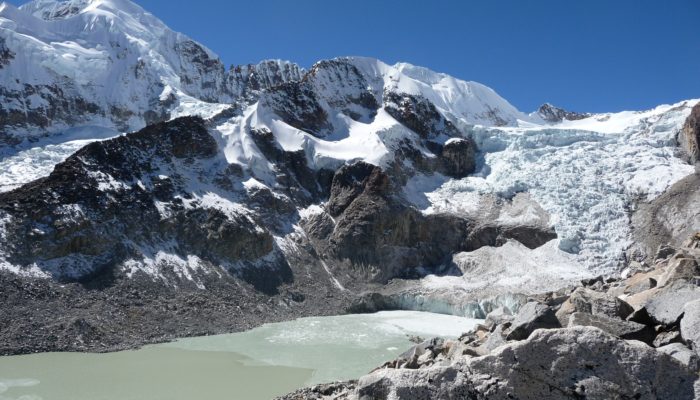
top-left (0, 311), bottom-right (481, 400)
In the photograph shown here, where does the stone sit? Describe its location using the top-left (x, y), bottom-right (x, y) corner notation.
top-left (655, 244), bottom-right (678, 261)
top-left (567, 287), bottom-right (634, 320)
top-left (645, 280), bottom-right (700, 325)
top-left (505, 301), bottom-right (560, 341)
top-left (657, 343), bottom-right (700, 370)
top-left (568, 312), bottom-right (655, 344)
top-left (656, 255), bottom-right (700, 288)
top-left (483, 306), bottom-right (513, 330)
top-left (482, 324), bottom-right (507, 353)
top-left (680, 299), bottom-right (700, 354)
top-left (653, 330), bottom-right (682, 348)
top-left (622, 269), bottom-right (661, 295)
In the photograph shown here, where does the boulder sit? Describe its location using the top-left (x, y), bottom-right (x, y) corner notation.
top-left (505, 301), bottom-right (560, 340)
top-left (482, 324), bottom-right (507, 353)
top-left (483, 306), bottom-right (513, 330)
top-left (622, 269), bottom-right (661, 295)
top-left (568, 312), bottom-right (655, 344)
top-left (656, 255), bottom-right (700, 288)
top-left (653, 330), bottom-right (682, 348)
top-left (657, 343), bottom-right (699, 370)
top-left (680, 299), bottom-right (700, 354)
top-left (560, 287), bottom-right (634, 321)
top-left (644, 280), bottom-right (700, 325)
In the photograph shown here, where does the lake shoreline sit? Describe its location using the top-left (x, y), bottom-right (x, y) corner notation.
top-left (0, 311), bottom-right (482, 400)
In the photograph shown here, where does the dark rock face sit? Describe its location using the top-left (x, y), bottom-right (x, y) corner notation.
top-left (679, 102), bottom-right (700, 164)
top-left (327, 162), bottom-right (379, 216)
top-left (308, 161), bottom-right (556, 284)
top-left (439, 139), bottom-right (477, 178)
top-left (322, 162), bottom-right (471, 282)
top-left (249, 128), bottom-right (327, 203)
top-left (260, 81), bottom-right (333, 137)
top-left (228, 61), bottom-right (304, 96)
top-left (0, 37), bottom-right (14, 68)
top-left (505, 301), bottom-right (560, 340)
top-left (174, 40), bottom-right (227, 102)
top-left (537, 103), bottom-right (590, 123)
top-left (384, 92), bottom-right (459, 139)
top-left (306, 59), bottom-right (380, 122)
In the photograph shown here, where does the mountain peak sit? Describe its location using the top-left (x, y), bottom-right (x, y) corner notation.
top-left (536, 102), bottom-right (590, 123)
top-left (20, 0), bottom-right (146, 20)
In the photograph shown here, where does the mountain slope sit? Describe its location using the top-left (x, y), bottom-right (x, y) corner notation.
top-left (0, 0), bottom-right (699, 355)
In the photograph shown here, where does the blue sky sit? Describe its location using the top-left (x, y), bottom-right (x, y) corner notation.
top-left (10, 0), bottom-right (700, 112)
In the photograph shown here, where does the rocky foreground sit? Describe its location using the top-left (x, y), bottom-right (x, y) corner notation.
top-left (280, 234), bottom-right (700, 399)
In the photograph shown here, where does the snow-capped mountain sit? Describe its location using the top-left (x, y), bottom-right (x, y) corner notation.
top-left (0, 0), bottom-right (303, 140)
top-left (0, 0), bottom-right (527, 145)
top-left (1, 0), bottom-right (699, 355)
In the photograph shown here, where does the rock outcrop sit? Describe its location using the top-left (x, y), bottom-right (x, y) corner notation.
top-left (630, 173), bottom-right (700, 262)
top-left (536, 103), bottom-right (590, 123)
top-left (679, 102), bottom-right (700, 164)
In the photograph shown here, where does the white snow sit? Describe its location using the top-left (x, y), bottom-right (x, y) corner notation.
top-left (122, 245), bottom-right (214, 289)
top-left (0, 126), bottom-right (119, 192)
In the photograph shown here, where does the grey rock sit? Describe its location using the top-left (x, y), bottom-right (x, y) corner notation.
top-left (482, 324), bottom-right (507, 352)
top-left (568, 312), bottom-right (655, 344)
top-left (657, 255), bottom-right (700, 287)
top-left (568, 287), bottom-right (634, 320)
top-left (484, 306), bottom-right (513, 330)
top-left (645, 280), bottom-right (700, 325)
top-left (505, 301), bottom-right (560, 340)
top-left (276, 380), bottom-right (356, 400)
top-left (657, 343), bottom-right (700, 370)
top-left (654, 330), bottom-right (683, 348)
top-left (680, 299), bottom-right (700, 354)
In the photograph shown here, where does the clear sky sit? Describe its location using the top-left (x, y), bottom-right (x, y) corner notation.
top-left (9, 0), bottom-right (700, 113)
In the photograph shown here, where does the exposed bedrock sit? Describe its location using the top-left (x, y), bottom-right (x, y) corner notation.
top-left (678, 102), bottom-right (700, 164)
top-left (304, 161), bottom-right (556, 284)
top-left (629, 172), bottom-right (700, 263)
